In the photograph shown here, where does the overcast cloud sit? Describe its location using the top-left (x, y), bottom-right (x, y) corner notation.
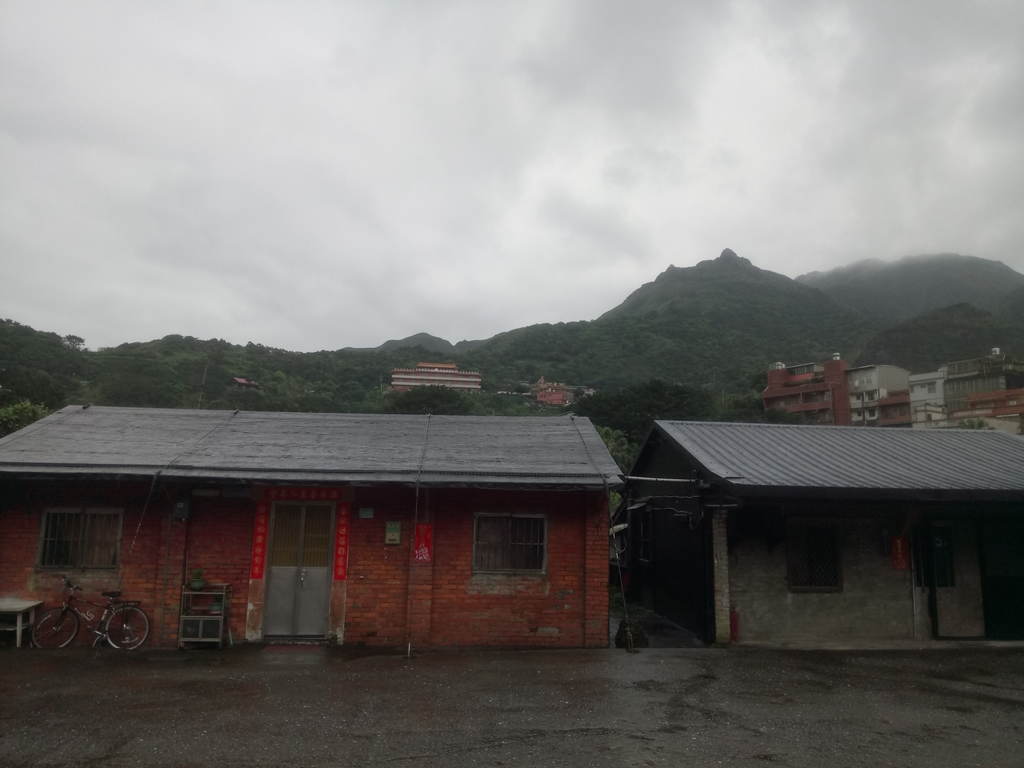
top-left (2, 0), bottom-right (1022, 351)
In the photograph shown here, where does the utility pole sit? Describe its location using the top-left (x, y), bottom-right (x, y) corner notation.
top-left (196, 365), bottom-right (208, 409)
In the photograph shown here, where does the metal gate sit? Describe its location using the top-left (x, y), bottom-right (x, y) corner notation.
top-left (264, 502), bottom-right (334, 637)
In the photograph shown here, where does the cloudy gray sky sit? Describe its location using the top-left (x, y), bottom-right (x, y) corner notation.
top-left (2, 1), bottom-right (1022, 351)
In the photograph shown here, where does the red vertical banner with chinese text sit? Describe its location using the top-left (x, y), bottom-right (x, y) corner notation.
top-left (891, 536), bottom-right (910, 570)
top-left (250, 501), bottom-right (270, 580)
top-left (414, 524), bottom-right (433, 563)
top-left (333, 502), bottom-right (350, 580)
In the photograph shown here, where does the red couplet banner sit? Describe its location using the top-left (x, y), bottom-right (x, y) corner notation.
top-left (250, 502), bottom-right (270, 580)
top-left (267, 487), bottom-right (341, 501)
top-left (414, 524), bottom-right (433, 563)
top-left (891, 535), bottom-right (910, 571)
top-left (333, 503), bottom-right (351, 580)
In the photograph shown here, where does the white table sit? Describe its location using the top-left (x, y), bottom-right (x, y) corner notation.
top-left (0, 599), bottom-right (43, 648)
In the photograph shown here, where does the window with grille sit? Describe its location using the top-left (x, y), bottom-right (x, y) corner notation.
top-left (38, 508), bottom-right (122, 568)
top-left (473, 514), bottom-right (546, 573)
top-left (787, 522), bottom-right (841, 592)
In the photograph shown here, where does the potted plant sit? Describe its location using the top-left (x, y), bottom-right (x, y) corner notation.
top-left (190, 567), bottom-right (206, 591)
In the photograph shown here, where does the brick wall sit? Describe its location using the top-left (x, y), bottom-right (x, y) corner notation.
top-left (186, 497), bottom-right (255, 644)
top-left (344, 487), bottom-right (607, 649)
top-left (0, 481), bottom-right (176, 646)
top-left (2, 480), bottom-right (609, 650)
top-left (425, 489), bottom-right (587, 648)
top-left (343, 486), bottom-right (416, 646)
top-left (823, 359), bottom-right (850, 426)
top-left (729, 515), bottom-right (915, 642)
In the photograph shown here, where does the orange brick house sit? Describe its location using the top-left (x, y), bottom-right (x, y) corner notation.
top-left (0, 408), bottom-right (620, 649)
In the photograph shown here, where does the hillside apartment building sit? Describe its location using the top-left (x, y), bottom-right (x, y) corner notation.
top-left (911, 350), bottom-right (1024, 433)
top-left (765, 349), bottom-right (1023, 434)
top-left (763, 355), bottom-right (910, 427)
top-left (533, 377), bottom-right (575, 407)
top-left (390, 362), bottom-right (482, 392)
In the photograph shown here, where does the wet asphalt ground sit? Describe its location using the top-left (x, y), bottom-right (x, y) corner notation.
top-left (2, 643), bottom-right (1023, 768)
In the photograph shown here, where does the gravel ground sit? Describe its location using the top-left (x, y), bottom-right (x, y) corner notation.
top-left (1, 644), bottom-right (1023, 767)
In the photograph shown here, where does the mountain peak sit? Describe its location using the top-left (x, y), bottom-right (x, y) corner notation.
top-left (715, 248), bottom-right (752, 268)
top-left (599, 249), bottom-right (829, 322)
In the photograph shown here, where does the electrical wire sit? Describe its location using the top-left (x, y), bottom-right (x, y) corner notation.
top-left (406, 413), bottom-right (432, 658)
top-left (126, 409), bottom-right (239, 559)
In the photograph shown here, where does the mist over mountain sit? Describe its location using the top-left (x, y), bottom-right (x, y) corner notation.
top-left (994, 286), bottom-right (1024, 328)
top-left (854, 303), bottom-right (1024, 372)
top-left (797, 253), bottom-right (1024, 323)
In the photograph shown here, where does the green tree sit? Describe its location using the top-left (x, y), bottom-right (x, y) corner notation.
top-left (595, 426), bottom-right (639, 473)
top-left (572, 379), bottom-right (715, 443)
top-left (956, 418), bottom-right (993, 430)
top-left (715, 393), bottom-right (803, 424)
top-left (0, 401), bottom-right (50, 438)
top-left (382, 386), bottom-right (475, 415)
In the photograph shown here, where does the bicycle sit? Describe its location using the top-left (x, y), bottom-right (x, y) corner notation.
top-left (31, 577), bottom-right (150, 650)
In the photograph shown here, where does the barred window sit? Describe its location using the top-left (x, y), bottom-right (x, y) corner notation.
top-left (38, 508), bottom-right (122, 568)
top-left (473, 514), bottom-right (546, 573)
top-left (787, 522), bottom-right (841, 592)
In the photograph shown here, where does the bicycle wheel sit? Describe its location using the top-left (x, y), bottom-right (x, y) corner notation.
top-left (32, 608), bottom-right (80, 648)
top-left (105, 605), bottom-right (150, 649)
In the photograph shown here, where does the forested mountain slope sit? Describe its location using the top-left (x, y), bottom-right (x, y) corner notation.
top-left (0, 320), bottom-right (88, 409)
top-left (4, 249), bottom-right (1021, 415)
top-left (797, 253), bottom-right (1024, 323)
top-left (460, 250), bottom-right (878, 390)
top-left (853, 304), bottom-right (1024, 371)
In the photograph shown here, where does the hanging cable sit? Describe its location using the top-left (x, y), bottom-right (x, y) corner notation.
top-left (126, 409), bottom-right (239, 558)
top-left (406, 413), bottom-right (432, 659)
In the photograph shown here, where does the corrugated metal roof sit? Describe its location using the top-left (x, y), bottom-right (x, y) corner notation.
top-left (653, 421), bottom-right (1024, 500)
top-left (0, 406), bottom-right (622, 490)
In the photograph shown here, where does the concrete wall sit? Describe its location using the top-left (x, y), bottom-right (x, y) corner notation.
top-left (729, 516), bottom-right (915, 643)
top-left (712, 510), bottom-right (730, 643)
top-left (877, 365), bottom-right (911, 395)
top-left (909, 371), bottom-right (945, 408)
top-left (934, 520), bottom-right (985, 638)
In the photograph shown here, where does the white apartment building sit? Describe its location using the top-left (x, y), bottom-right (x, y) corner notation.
top-left (910, 368), bottom-right (948, 428)
top-left (846, 365), bottom-right (910, 426)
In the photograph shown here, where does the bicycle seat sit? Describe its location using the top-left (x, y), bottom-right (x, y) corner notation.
top-left (101, 590), bottom-right (122, 598)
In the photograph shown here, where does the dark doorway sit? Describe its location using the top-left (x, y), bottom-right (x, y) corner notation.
top-left (981, 516), bottom-right (1024, 640)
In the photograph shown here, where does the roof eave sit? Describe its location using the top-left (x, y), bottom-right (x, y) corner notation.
top-left (0, 466), bottom-right (622, 492)
top-left (723, 481), bottom-right (1024, 504)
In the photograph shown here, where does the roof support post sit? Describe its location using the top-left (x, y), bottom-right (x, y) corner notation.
top-left (711, 509), bottom-right (731, 644)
